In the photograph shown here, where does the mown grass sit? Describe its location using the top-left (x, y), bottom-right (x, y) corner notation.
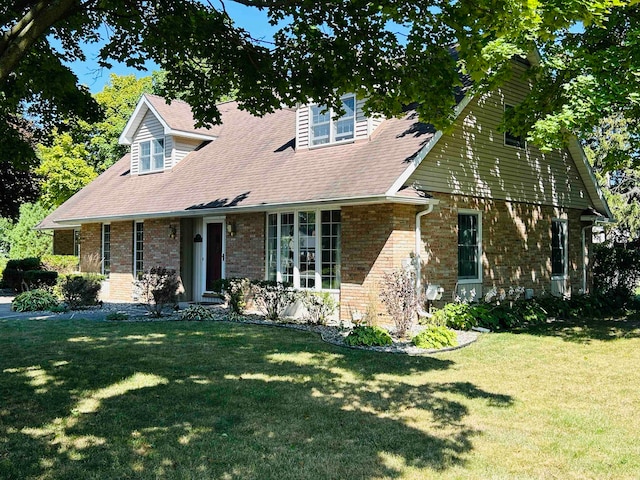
top-left (0, 317), bottom-right (639, 479)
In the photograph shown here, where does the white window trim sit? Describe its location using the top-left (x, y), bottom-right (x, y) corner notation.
top-left (133, 221), bottom-right (144, 279)
top-left (202, 217), bottom-right (227, 293)
top-left (504, 104), bottom-right (526, 149)
top-left (309, 94), bottom-right (356, 148)
top-left (73, 228), bottom-right (80, 257)
top-left (551, 218), bottom-right (569, 280)
top-left (138, 137), bottom-right (165, 173)
top-left (265, 209), bottom-right (341, 292)
top-left (101, 223), bottom-right (111, 277)
top-left (457, 209), bottom-right (483, 284)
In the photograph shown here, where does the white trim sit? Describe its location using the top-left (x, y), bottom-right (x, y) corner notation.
top-left (309, 94), bottom-right (356, 147)
top-left (101, 223), bottom-right (111, 277)
top-left (551, 217), bottom-right (569, 279)
top-left (133, 221), bottom-right (144, 279)
top-left (457, 209), bottom-right (483, 284)
top-left (201, 217), bottom-right (226, 295)
top-left (53, 195), bottom-right (438, 226)
top-left (138, 138), bottom-right (165, 173)
top-left (386, 95), bottom-right (472, 195)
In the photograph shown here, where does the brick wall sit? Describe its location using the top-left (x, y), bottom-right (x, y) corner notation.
top-left (79, 223), bottom-right (102, 272)
top-left (226, 212), bottom-right (265, 280)
top-left (339, 197), bottom-right (588, 320)
top-left (53, 229), bottom-right (75, 255)
top-left (144, 218), bottom-right (181, 271)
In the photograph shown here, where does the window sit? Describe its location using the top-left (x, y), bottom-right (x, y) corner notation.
top-left (504, 104), bottom-right (525, 148)
top-left (73, 229), bottom-right (80, 257)
top-left (139, 138), bottom-right (164, 172)
top-left (551, 219), bottom-right (568, 277)
top-left (267, 209), bottom-right (341, 290)
top-left (310, 95), bottom-right (355, 146)
top-left (134, 221), bottom-right (144, 278)
top-left (102, 224), bottom-right (111, 277)
top-left (458, 212), bottom-right (481, 281)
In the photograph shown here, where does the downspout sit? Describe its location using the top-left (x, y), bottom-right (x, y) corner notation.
top-left (415, 204), bottom-right (435, 294)
top-left (581, 225), bottom-right (590, 294)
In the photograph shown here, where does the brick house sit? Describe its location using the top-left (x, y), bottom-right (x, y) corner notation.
top-left (39, 58), bottom-right (612, 319)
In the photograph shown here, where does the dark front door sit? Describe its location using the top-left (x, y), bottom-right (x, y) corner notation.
top-left (206, 222), bottom-right (223, 291)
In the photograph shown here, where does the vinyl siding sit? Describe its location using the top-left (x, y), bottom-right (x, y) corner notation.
top-left (296, 96), bottom-right (384, 150)
top-left (408, 65), bottom-right (590, 210)
top-left (131, 111), bottom-right (166, 175)
top-left (171, 137), bottom-right (203, 168)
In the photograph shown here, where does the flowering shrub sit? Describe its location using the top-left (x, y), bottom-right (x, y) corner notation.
top-left (252, 281), bottom-right (296, 321)
top-left (300, 291), bottom-right (337, 325)
top-left (225, 278), bottom-right (252, 316)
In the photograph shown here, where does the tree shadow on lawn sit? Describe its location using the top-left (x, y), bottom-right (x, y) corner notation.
top-left (0, 321), bottom-right (513, 479)
top-left (512, 313), bottom-right (640, 344)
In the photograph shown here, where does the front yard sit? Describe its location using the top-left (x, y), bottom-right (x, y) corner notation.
top-left (1, 316), bottom-right (639, 479)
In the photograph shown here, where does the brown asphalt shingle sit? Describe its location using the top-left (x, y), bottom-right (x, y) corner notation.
top-left (40, 100), bottom-right (435, 228)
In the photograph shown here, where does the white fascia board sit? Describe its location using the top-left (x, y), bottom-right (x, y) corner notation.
top-left (53, 195), bottom-right (441, 226)
top-left (386, 95), bottom-right (473, 196)
top-left (165, 129), bottom-right (217, 142)
top-left (118, 96), bottom-right (155, 145)
top-left (568, 137), bottom-right (614, 220)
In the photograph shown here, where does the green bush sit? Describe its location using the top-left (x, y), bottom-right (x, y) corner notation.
top-left (2, 257), bottom-right (59, 292)
top-left (345, 325), bottom-right (393, 347)
top-left (209, 278), bottom-right (230, 294)
top-left (433, 298), bottom-right (547, 331)
top-left (135, 266), bottom-right (183, 317)
top-left (225, 278), bottom-right (252, 316)
top-left (433, 302), bottom-right (477, 330)
top-left (252, 281), bottom-right (296, 321)
top-left (11, 289), bottom-right (59, 312)
top-left (106, 312), bottom-right (129, 321)
top-left (300, 291), bottom-right (338, 325)
top-left (179, 305), bottom-right (215, 321)
top-left (42, 255), bottom-right (79, 274)
top-left (412, 325), bottom-right (458, 349)
top-left (59, 274), bottom-right (103, 308)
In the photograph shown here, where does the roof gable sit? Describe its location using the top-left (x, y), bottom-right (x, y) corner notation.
top-left (119, 94), bottom-right (217, 145)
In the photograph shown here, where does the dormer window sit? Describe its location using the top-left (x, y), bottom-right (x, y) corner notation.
top-left (140, 138), bottom-right (165, 172)
top-left (310, 95), bottom-right (355, 146)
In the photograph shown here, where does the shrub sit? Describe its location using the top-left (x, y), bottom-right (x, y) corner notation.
top-left (179, 305), bottom-right (215, 321)
top-left (106, 312), bottom-right (129, 321)
top-left (42, 255), bottom-right (79, 274)
top-left (379, 268), bottom-right (418, 337)
top-left (11, 289), bottom-right (59, 312)
top-left (2, 257), bottom-right (58, 292)
top-left (593, 242), bottom-right (640, 308)
top-left (59, 274), bottom-right (103, 308)
top-left (135, 266), bottom-right (183, 317)
top-left (300, 291), bottom-right (338, 325)
top-left (433, 302), bottom-right (477, 330)
top-left (225, 278), bottom-right (252, 316)
top-left (252, 281), bottom-right (296, 321)
top-left (209, 278), bottom-right (230, 294)
top-left (412, 325), bottom-right (458, 349)
top-left (345, 325), bottom-right (393, 347)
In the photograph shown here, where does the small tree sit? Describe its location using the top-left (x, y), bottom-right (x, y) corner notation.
top-left (379, 268), bottom-right (419, 338)
top-left (135, 266), bottom-right (183, 317)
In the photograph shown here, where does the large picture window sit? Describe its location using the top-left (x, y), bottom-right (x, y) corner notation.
top-left (310, 95), bottom-right (355, 146)
top-left (551, 219), bottom-right (568, 277)
top-left (102, 224), bottom-right (111, 277)
top-left (139, 138), bottom-right (164, 172)
top-left (458, 212), bottom-right (481, 281)
top-left (267, 209), bottom-right (341, 290)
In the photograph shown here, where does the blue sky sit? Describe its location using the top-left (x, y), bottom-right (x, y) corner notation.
top-left (67, 3), bottom-right (278, 93)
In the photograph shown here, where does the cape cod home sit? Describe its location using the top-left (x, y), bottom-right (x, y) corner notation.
top-left (39, 57), bottom-right (613, 320)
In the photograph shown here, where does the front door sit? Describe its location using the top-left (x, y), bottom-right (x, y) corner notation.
top-left (206, 222), bottom-right (223, 291)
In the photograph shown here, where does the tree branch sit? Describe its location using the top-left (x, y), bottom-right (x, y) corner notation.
top-left (0, 0), bottom-right (78, 83)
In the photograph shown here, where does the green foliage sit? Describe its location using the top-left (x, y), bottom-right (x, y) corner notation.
top-left (433, 302), bottom-right (478, 331)
top-left (592, 242), bottom-right (640, 307)
top-left (300, 291), bottom-right (338, 325)
top-left (379, 268), bottom-right (418, 337)
top-left (6, 203), bottom-right (52, 259)
top-left (225, 278), bottom-right (252, 316)
top-left (11, 289), bottom-right (59, 312)
top-left (179, 305), bottom-right (215, 322)
top-left (49, 304), bottom-right (69, 313)
top-left (135, 266), bottom-right (183, 317)
top-left (2, 257), bottom-right (58, 292)
top-left (106, 312), bottom-right (129, 321)
top-left (41, 255), bottom-right (79, 274)
top-left (412, 325), bottom-right (458, 350)
top-left (35, 131), bottom-right (97, 208)
top-left (59, 274), bottom-right (102, 308)
top-left (252, 281), bottom-right (296, 321)
top-left (344, 325), bottom-right (393, 347)
top-left (209, 278), bottom-right (230, 294)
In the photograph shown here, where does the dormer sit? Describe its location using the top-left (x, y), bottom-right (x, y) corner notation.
top-left (119, 94), bottom-right (217, 175)
top-left (295, 94), bottom-right (384, 150)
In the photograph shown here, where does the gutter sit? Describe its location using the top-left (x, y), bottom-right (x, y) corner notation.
top-left (39, 194), bottom-right (439, 228)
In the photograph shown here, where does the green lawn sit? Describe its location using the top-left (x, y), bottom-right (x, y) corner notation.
top-left (1, 317), bottom-right (639, 479)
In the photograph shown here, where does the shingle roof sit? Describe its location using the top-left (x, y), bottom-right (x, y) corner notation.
top-left (39, 100), bottom-right (436, 228)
